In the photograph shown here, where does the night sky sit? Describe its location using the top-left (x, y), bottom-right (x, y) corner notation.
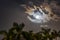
top-left (0, 0), bottom-right (60, 40)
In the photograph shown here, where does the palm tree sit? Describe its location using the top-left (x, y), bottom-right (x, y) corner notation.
top-left (32, 28), bottom-right (50, 40)
top-left (0, 31), bottom-right (8, 40)
top-left (0, 22), bottom-right (25, 40)
top-left (10, 22), bottom-right (25, 40)
top-left (0, 22), bottom-right (60, 40)
top-left (28, 31), bottom-right (36, 40)
top-left (41, 28), bottom-right (51, 40)
top-left (22, 31), bottom-right (30, 40)
top-left (34, 32), bottom-right (43, 40)
top-left (51, 30), bottom-right (58, 40)
top-left (22, 31), bottom-right (35, 40)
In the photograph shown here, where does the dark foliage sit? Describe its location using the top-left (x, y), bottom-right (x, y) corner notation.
top-left (0, 22), bottom-right (60, 40)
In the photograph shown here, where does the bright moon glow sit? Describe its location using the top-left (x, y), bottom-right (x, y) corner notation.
top-left (33, 12), bottom-right (42, 19)
top-left (24, 4), bottom-right (60, 23)
top-left (27, 8), bottom-right (50, 23)
top-left (35, 15), bottom-right (41, 19)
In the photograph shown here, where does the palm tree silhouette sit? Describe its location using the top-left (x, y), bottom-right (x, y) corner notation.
top-left (0, 22), bottom-right (60, 40)
top-left (0, 22), bottom-right (25, 40)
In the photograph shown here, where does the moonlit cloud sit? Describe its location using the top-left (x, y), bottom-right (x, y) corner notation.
top-left (19, 0), bottom-right (60, 26)
top-left (24, 3), bottom-right (60, 23)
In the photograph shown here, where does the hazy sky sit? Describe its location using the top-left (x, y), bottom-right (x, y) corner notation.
top-left (0, 0), bottom-right (60, 39)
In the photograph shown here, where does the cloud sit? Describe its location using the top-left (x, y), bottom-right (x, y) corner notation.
top-left (20, 0), bottom-right (60, 23)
